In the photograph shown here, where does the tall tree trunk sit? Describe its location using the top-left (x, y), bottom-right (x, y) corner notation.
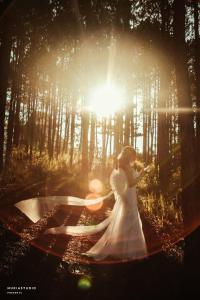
top-left (157, 67), bottom-right (170, 192)
top-left (102, 117), bottom-right (107, 167)
top-left (193, 0), bottom-right (200, 173)
top-left (89, 113), bottom-right (95, 170)
top-left (70, 112), bottom-right (75, 167)
top-left (174, 0), bottom-right (197, 227)
top-left (0, 23), bottom-right (11, 171)
top-left (81, 108), bottom-right (89, 177)
top-left (157, 0), bottom-right (170, 192)
top-left (5, 82), bottom-right (16, 165)
top-left (143, 78), bottom-right (147, 163)
top-left (114, 113), bottom-right (121, 167)
top-left (124, 99), bottom-right (131, 146)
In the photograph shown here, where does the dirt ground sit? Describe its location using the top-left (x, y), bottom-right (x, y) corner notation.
top-left (0, 196), bottom-right (200, 299)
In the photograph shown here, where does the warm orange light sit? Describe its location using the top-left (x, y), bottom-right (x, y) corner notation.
top-left (88, 83), bottom-right (124, 117)
top-left (85, 193), bottom-right (103, 211)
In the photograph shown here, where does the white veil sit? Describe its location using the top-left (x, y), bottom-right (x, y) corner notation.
top-left (14, 191), bottom-right (114, 235)
top-left (14, 168), bottom-right (131, 237)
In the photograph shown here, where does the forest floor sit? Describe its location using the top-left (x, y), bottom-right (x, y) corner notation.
top-left (0, 182), bottom-right (200, 299)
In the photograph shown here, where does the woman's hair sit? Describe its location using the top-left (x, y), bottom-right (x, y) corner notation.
top-left (116, 146), bottom-right (136, 170)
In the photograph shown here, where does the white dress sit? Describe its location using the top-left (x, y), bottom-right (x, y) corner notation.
top-left (82, 167), bottom-right (147, 260)
top-left (14, 167), bottom-right (147, 261)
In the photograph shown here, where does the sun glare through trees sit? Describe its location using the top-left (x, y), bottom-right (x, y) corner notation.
top-left (0, 0), bottom-right (200, 271)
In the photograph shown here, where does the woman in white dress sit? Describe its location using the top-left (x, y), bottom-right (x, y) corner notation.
top-left (80, 146), bottom-right (148, 261)
top-left (14, 146), bottom-right (148, 261)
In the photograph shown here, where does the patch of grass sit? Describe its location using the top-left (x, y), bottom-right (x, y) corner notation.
top-left (0, 149), bottom-right (86, 201)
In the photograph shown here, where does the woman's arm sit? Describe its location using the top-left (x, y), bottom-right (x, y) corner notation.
top-left (110, 170), bottom-right (127, 198)
top-left (126, 166), bottom-right (145, 187)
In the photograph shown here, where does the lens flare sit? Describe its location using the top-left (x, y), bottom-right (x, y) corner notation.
top-left (89, 179), bottom-right (104, 194)
top-left (1, 195), bottom-right (200, 265)
top-left (77, 277), bottom-right (92, 290)
top-left (85, 193), bottom-right (103, 211)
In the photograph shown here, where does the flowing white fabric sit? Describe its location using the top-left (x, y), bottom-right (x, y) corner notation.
top-left (14, 192), bottom-right (113, 223)
top-left (14, 167), bottom-right (147, 261)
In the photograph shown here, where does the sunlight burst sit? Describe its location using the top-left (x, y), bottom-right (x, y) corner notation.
top-left (88, 83), bottom-right (125, 117)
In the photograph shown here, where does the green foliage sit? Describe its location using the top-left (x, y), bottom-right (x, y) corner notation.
top-left (138, 162), bottom-right (159, 194)
top-left (137, 161), bottom-right (183, 230)
top-left (139, 192), bottom-right (183, 227)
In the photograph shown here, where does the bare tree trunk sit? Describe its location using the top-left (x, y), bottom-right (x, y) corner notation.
top-left (70, 112), bottom-right (75, 167)
top-left (174, 0), bottom-right (196, 227)
top-left (157, 0), bottom-right (170, 192)
top-left (102, 117), bottom-right (107, 167)
top-left (124, 99), bottom-right (131, 146)
top-left (0, 23), bottom-right (11, 171)
top-left (81, 108), bottom-right (89, 177)
top-left (89, 113), bottom-right (95, 170)
top-left (143, 78), bottom-right (147, 163)
top-left (5, 80), bottom-right (16, 165)
top-left (193, 0), bottom-right (200, 172)
top-left (63, 110), bottom-right (69, 154)
top-left (114, 113), bottom-right (121, 166)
